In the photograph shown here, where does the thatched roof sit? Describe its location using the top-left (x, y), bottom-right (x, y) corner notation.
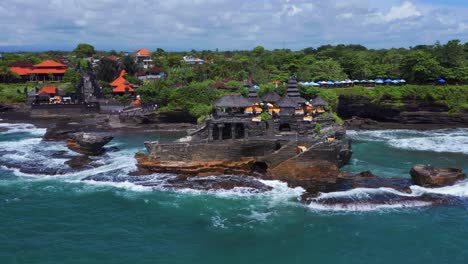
top-left (261, 91), bottom-right (281, 103)
top-left (291, 96), bottom-right (307, 104)
top-left (287, 78), bottom-right (301, 97)
top-left (276, 96), bottom-right (297, 108)
top-left (214, 95), bottom-right (252, 108)
top-left (311, 95), bottom-right (329, 106)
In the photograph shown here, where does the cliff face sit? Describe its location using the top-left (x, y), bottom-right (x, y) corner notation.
top-left (337, 95), bottom-right (468, 127)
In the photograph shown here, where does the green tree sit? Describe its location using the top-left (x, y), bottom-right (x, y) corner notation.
top-left (401, 51), bottom-right (442, 83)
top-left (121, 55), bottom-right (138, 76)
top-left (95, 58), bottom-right (121, 82)
top-left (309, 59), bottom-right (347, 80)
top-left (73, 43), bottom-right (95, 58)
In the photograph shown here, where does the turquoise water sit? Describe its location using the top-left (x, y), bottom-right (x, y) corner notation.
top-left (0, 123), bottom-right (467, 263)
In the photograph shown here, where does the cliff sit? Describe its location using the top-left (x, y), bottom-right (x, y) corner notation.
top-left (337, 95), bottom-right (468, 127)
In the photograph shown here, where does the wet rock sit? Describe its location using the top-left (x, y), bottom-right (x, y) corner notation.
top-left (303, 192), bottom-right (461, 209)
top-left (43, 127), bottom-right (78, 141)
top-left (269, 160), bottom-right (341, 194)
top-left (135, 152), bottom-right (255, 176)
top-left (67, 132), bottom-right (113, 156)
top-left (65, 156), bottom-right (97, 169)
top-left (82, 174), bottom-right (272, 192)
top-left (159, 175), bottom-right (272, 192)
top-left (410, 165), bottom-right (466, 188)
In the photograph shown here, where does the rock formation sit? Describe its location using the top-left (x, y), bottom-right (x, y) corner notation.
top-left (67, 132), bottom-right (113, 156)
top-left (410, 165), bottom-right (466, 187)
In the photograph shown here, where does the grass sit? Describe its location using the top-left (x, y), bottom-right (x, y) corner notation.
top-left (0, 82), bottom-right (73, 104)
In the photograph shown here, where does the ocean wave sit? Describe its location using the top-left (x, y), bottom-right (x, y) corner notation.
top-left (348, 128), bottom-right (468, 154)
top-left (0, 122), bottom-right (46, 136)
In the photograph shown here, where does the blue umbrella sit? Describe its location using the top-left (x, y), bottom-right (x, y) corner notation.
top-left (360, 80), bottom-right (367, 83)
top-left (334, 81), bottom-right (341, 85)
top-left (384, 79), bottom-right (393, 83)
top-left (326, 81), bottom-right (334, 85)
top-left (392, 80), bottom-right (399, 84)
top-left (367, 80), bottom-right (375, 83)
top-left (399, 79), bottom-right (406, 83)
top-left (353, 80), bottom-right (360, 83)
top-left (311, 82), bottom-right (320, 86)
top-left (375, 79), bottom-right (384, 84)
top-left (437, 78), bottom-right (446, 83)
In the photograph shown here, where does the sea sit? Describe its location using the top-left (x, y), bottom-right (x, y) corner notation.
top-left (0, 121), bottom-right (467, 264)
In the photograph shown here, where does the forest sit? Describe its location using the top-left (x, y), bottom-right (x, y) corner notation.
top-left (0, 40), bottom-right (467, 120)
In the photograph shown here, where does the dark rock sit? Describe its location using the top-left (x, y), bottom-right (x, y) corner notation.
top-left (65, 156), bottom-right (96, 169)
top-left (410, 165), bottom-right (466, 188)
top-left (82, 174), bottom-right (272, 192)
top-left (43, 127), bottom-right (78, 141)
top-left (67, 132), bottom-right (113, 156)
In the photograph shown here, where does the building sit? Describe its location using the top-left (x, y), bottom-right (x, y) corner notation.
top-left (110, 70), bottom-right (136, 95)
top-left (135, 48), bottom-right (152, 69)
top-left (182, 55), bottom-right (204, 65)
top-left (10, 60), bottom-right (67, 82)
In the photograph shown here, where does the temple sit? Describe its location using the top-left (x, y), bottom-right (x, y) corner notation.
top-left (10, 60), bottom-right (67, 82)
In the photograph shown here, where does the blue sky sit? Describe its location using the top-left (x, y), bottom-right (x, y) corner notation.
top-left (0, 0), bottom-right (467, 52)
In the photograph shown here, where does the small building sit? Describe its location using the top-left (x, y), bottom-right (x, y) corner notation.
top-left (213, 95), bottom-right (253, 116)
top-left (182, 56), bottom-right (204, 65)
top-left (135, 48), bottom-right (153, 69)
top-left (310, 95), bottom-right (329, 113)
top-left (110, 70), bottom-right (136, 95)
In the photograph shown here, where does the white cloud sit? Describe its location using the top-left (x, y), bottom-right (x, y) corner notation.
top-left (383, 1), bottom-right (421, 22)
top-left (0, 0), bottom-right (466, 51)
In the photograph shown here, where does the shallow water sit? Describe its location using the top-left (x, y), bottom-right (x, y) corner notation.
top-left (0, 123), bottom-right (467, 263)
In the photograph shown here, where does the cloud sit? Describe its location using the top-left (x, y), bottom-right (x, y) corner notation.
top-left (0, 0), bottom-right (466, 51)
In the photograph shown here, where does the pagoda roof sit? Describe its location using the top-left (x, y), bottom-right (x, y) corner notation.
top-left (311, 95), bottom-right (329, 106)
top-left (276, 96), bottom-right (298, 108)
top-left (214, 95), bottom-right (252, 108)
top-left (261, 91), bottom-right (281, 103)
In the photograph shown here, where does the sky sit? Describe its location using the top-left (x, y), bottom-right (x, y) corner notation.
top-left (0, 0), bottom-right (467, 52)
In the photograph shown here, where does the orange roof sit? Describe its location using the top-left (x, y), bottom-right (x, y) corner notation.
top-left (30, 68), bottom-right (66, 74)
top-left (131, 99), bottom-right (142, 105)
top-left (10, 67), bottom-right (32, 76)
top-left (113, 83), bottom-right (135, 93)
top-left (34, 60), bottom-right (66, 68)
top-left (110, 70), bottom-right (128, 87)
top-left (136, 48), bottom-right (151, 56)
top-left (37, 86), bottom-right (57, 95)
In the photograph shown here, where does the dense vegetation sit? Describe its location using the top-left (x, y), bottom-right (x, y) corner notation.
top-left (0, 40), bottom-right (467, 119)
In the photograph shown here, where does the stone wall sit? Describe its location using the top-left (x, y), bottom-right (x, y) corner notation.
top-left (145, 139), bottom-right (281, 162)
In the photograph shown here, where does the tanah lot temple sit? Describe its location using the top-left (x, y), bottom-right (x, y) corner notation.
top-left (198, 77), bottom-right (332, 141)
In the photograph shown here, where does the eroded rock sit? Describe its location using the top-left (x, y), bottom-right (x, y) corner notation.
top-left (67, 132), bottom-right (113, 156)
top-left (410, 165), bottom-right (466, 188)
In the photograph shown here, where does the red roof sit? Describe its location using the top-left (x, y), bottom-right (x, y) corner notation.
top-left (37, 86), bottom-right (57, 95)
top-left (136, 48), bottom-right (151, 56)
top-left (10, 67), bottom-right (32, 76)
top-left (131, 99), bottom-right (142, 105)
top-left (113, 83), bottom-right (135, 93)
top-left (34, 60), bottom-right (66, 68)
top-left (110, 70), bottom-right (128, 87)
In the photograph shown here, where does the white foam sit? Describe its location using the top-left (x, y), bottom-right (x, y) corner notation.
top-left (0, 122), bottom-right (46, 136)
top-left (410, 180), bottom-right (468, 197)
top-left (348, 128), bottom-right (468, 154)
top-left (308, 200), bottom-right (432, 212)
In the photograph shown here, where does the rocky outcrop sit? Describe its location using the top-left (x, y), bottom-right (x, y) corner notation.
top-left (65, 155), bottom-right (96, 169)
top-left (83, 174), bottom-right (272, 192)
top-left (135, 152), bottom-right (256, 176)
top-left (43, 127), bottom-right (78, 141)
top-left (67, 132), bottom-right (113, 156)
top-left (410, 165), bottom-right (466, 187)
